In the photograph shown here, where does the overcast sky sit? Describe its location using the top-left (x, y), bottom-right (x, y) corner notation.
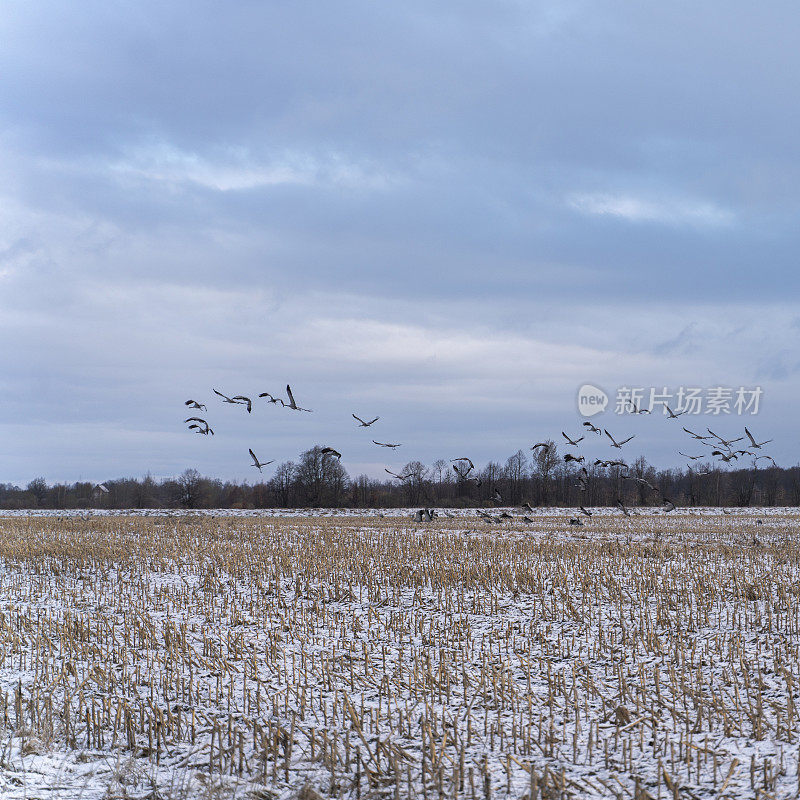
top-left (2, 1), bottom-right (798, 485)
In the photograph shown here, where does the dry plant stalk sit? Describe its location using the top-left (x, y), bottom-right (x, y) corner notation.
top-left (0, 510), bottom-right (796, 797)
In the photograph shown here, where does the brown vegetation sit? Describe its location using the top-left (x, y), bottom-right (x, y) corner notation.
top-left (0, 512), bottom-right (797, 797)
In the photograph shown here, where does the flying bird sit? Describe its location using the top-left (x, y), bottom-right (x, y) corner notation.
top-left (627, 402), bottom-right (650, 414)
top-left (452, 460), bottom-right (478, 480)
top-left (706, 429), bottom-right (744, 447)
top-left (213, 389), bottom-right (244, 405)
top-left (373, 440), bottom-right (401, 448)
top-left (744, 427), bottom-right (773, 449)
top-left (531, 442), bottom-right (552, 451)
top-left (258, 392), bottom-right (285, 406)
top-left (569, 517), bottom-right (584, 527)
top-left (248, 449), bottom-right (274, 471)
top-left (232, 396), bottom-right (252, 413)
top-left (492, 489), bottom-right (503, 505)
top-left (184, 400), bottom-right (207, 411)
top-left (353, 414), bottom-right (379, 427)
top-left (595, 459), bottom-right (627, 469)
top-left (385, 468), bottom-right (412, 481)
top-left (661, 498), bottom-right (676, 513)
top-left (605, 430), bottom-right (635, 449)
top-left (582, 422), bottom-right (602, 434)
top-left (678, 451), bottom-right (703, 460)
top-left (564, 453), bottom-right (585, 464)
top-left (624, 475), bottom-right (656, 491)
top-left (615, 499), bottom-right (631, 517)
top-left (452, 463), bottom-right (470, 479)
top-left (683, 427), bottom-right (713, 440)
top-left (321, 447), bottom-right (342, 460)
top-left (285, 385), bottom-right (312, 412)
top-left (664, 404), bottom-right (686, 419)
top-left (754, 455), bottom-right (778, 467)
top-left (453, 462), bottom-right (482, 485)
top-left (579, 505), bottom-right (592, 517)
top-left (185, 417), bottom-right (214, 435)
top-left (562, 432), bottom-right (584, 447)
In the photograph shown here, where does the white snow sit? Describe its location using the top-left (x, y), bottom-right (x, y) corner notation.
top-left (0, 509), bottom-right (796, 798)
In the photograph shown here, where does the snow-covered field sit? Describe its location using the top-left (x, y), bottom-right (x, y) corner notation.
top-left (0, 510), bottom-right (797, 798)
top-left (1, 505), bottom-right (797, 518)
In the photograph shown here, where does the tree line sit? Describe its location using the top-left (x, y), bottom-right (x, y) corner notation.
top-left (3, 443), bottom-right (799, 510)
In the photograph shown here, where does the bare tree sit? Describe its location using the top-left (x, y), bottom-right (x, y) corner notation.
top-left (631, 456), bottom-right (657, 505)
top-left (727, 466), bottom-right (755, 507)
top-left (27, 477), bottom-right (48, 506)
top-left (504, 450), bottom-right (528, 505)
top-left (760, 466), bottom-right (780, 506)
top-left (351, 474), bottom-right (376, 507)
top-left (178, 469), bottom-right (206, 509)
top-left (533, 441), bottom-right (559, 505)
top-left (295, 446), bottom-right (349, 507)
top-left (480, 461), bottom-right (502, 503)
top-left (789, 466), bottom-right (800, 506)
top-left (431, 458), bottom-right (448, 485)
top-left (401, 461), bottom-right (429, 505)
top-left (429, 459), bottom-right (452, 503)
top-left (270, 461), bottom-right (297, 507)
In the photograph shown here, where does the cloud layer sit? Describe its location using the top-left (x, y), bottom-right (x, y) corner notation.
top-left (1, 1), bottom-right (798, 484)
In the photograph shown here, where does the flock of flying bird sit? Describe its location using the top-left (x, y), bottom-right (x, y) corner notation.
top-left (184, 386), bottom-right (401, 474)
top-left (183, 389), bottom-right (778, 523)
top-left (525, 405), bottom-right (777, 526)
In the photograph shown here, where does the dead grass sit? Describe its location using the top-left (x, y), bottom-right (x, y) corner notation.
top-left (0, 511), bottom-right (796, 797)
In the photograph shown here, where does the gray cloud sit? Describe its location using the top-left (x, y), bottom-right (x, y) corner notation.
top-left (1, 1), bottom-right (798, 483)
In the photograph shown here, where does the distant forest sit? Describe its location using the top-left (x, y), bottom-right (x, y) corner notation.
top-left (3, 443), bottom-right (798, 510)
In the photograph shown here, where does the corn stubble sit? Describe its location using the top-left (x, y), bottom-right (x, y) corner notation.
top-left (0, 511), bottom-right (798, 798)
